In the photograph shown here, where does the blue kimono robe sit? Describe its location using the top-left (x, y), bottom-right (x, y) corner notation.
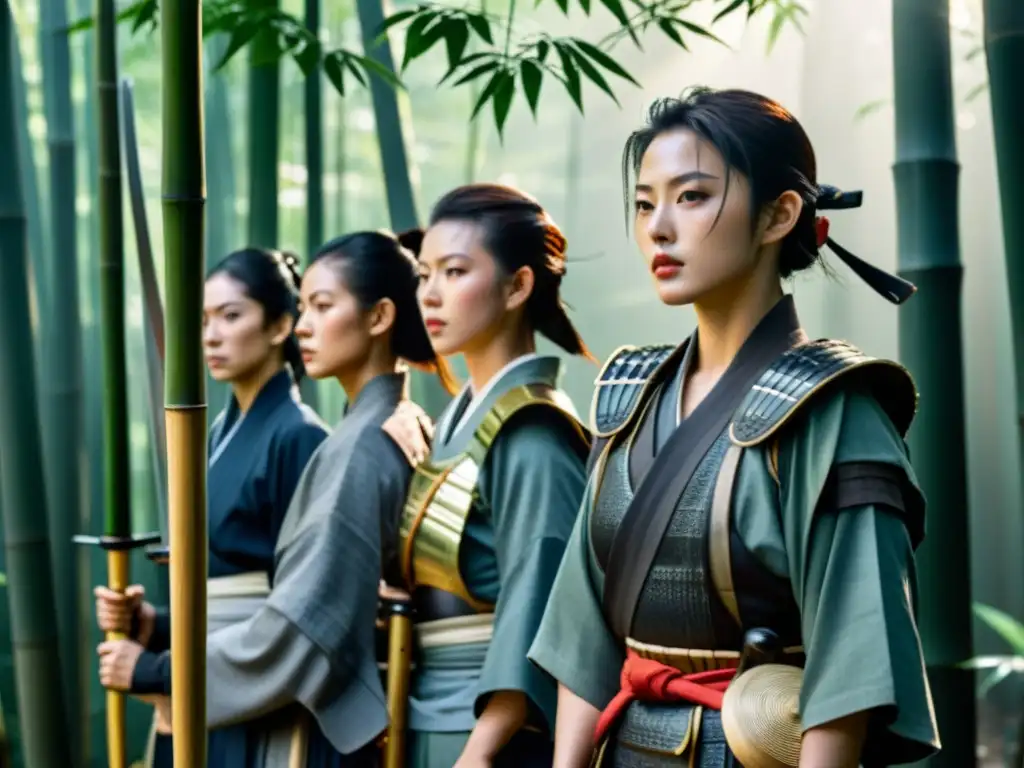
top-left (130, 369), bottom-right (335, 766)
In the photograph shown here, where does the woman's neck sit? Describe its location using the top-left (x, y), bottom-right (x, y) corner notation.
top-left (692, 273), bottom-right (784, 376)
top-left (231, 357), bottom-right (284, 414)
top-left (463, 327), bottom-right (536, 395)
top-left (337, 350), bottom-right (398, 405)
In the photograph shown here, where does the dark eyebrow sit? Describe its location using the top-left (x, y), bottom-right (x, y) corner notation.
top-left (635, 170), bottom-right (718, 193)
top-left (420, 253), bottom-right (470, 268)
top-left (207, 301), bottom-right (244, 313)
top-left (307, 290), bottom-right (333, 302)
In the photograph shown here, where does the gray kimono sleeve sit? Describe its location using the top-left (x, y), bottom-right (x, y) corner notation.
top-left (473, 412), bottom-right (587, 731)
top-left (527, 477), bottom-right (624, 710)
top-left (204, 431), bottom-right (411, 754)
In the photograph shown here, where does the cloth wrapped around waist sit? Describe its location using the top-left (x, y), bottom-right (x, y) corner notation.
top-left (594, 639), bottom-right (804, 767)
top-left (145, 571), bottom-right (312, 768)
top-left (408, 612), bottom-right (495, 733)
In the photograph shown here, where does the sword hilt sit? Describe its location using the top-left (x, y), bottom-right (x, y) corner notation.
top-left (734, 627), bottom-right (782, 679)
top-left (72, 531), bottom-right (163, 551)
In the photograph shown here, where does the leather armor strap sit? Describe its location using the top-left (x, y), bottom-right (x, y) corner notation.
top-left (709, 443), bottom-right (744, 628)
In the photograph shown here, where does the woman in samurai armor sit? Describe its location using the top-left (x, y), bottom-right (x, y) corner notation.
top-left (383, 183), bottom-right (593, 768)
top-left (527, 87), bottom-right (941, 768)
top-left (95, 234), bottom-right (453, 767)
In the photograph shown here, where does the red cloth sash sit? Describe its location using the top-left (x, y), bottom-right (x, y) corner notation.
top-left (594, 649), bottom-right (737, 744)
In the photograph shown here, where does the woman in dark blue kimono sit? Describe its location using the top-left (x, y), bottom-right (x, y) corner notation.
top-left (97, 236), bottom-right (454, 768)
top-left (94, 246), bottom-right (330, 766)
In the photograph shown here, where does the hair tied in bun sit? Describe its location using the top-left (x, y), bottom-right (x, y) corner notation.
top-left (396, 227), bottom-right (425, 257)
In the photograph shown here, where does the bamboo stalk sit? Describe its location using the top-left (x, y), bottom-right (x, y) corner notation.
top-left (355, 0), bottom-right (449, 418)
top-left (0, 5), bottom-right (73, 765)
top-left (983, 0), bottom-right (1024, 570)
top-left (302, 0), bottom-right (323, 410)
top-left (892, 1), bottom-right (975, 764)
top-left (160, 0), bottom-right (208, 765)
top-left (38, 2), bottom-right (86, 759)
top-left (248, 0), bottom-right (280, 248)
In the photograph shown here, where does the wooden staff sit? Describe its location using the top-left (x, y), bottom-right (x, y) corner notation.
top-left (383, 600), bottom-right (414, 768)
top-left (160, 0), bottom-right (208, 765)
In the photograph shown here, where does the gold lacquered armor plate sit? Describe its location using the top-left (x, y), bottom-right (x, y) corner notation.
top-left (399, 384), bottom-right (585, 612)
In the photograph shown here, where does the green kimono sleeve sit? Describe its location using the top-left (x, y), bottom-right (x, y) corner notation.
top-left (473, 411), bottom-right (587, 731)
top-left (775, 388), bottom-right (939, 764)
top-left (526, 477), bottom-right (624, 711)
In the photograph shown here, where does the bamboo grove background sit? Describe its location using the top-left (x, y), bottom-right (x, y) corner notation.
top-left (2, 0), bottom-right (1022, 765)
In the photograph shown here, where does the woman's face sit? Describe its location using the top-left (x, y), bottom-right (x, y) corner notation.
top-left (295, 260), bottom-right (376, 381)
top-left (416, 220), bottom-right (511, 358)
top-left (633, 128), bottom-right (765, 307)
top-left (202, 273), bottom-right (288, 382)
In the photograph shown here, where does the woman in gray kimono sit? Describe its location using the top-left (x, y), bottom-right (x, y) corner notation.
top-left (96, 233), bottom-right (453, 767)
top-left (387, 184), bottom-right (592, 768)
top-left (527, 87), bottom-right (940, 767)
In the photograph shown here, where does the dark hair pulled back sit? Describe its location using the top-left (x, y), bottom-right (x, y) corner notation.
top-left (311, 231), bottom-right (457, 393)
top-left (424, 183), bottom-right (595, 361)
top-left (622, 87), bottom-right (916, 302)
top-left (207, 247), bottom-right (306, 380)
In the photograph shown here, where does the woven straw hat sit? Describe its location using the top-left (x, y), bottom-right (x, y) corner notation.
top-left (721, 664), bottom-right (803, 768)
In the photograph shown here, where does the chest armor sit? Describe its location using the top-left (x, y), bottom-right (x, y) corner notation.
top-left (398, 383), bottom-right (585, 612)
top-left (591, 418), bottom-right (742, 651)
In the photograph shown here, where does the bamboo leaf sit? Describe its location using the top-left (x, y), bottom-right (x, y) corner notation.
top-left (677, 19), bottom-right (725, 46)
top-left (471, 68), bottom-right (508, 119)
top-left (853, 97), bottom-right (889, 122)
top-left (216, 19), bottom-right (261, 71)
top-left (579, 0), bottom-right (593, 14)
top-left (978, 663), bottom-right (1016, 697)
top-left (401, 12), bottom-right (438, 70)
top-left (345, 51), bottom-right (405, 90)
top-left (598, 0), bottom-right (638, 43)
top-left (658, 19), bottom-right (687, 49)
top-left (520, 59), bottom-right (543, 116)
top-left (324, 51), bottom-right (349, 95)
top-left (377, 7), bottom-right (422, 36)
top-left (342, 56), bottom-right (369, 87)
top-left (569, 46), bottom-right (619, 105)
top-left (766, 10), bottom-right (786, 54)
top-left (713, 0), bottom-right (747, 23)
top-left (974, 604), bottom-right (1024, 656)
top-left (444, 19), bottom-right (470, 71)
top-left (449, 59), bottom-right (500, 87)
top-left (536, 39), bottom-right (551, 63)
top-left (571, 38), bottom-right (638, 84)
top-left (466, 12), bottom-right (494, 44)
top-left (965, 82), bottom-right (988, 102)
top-left (554, 43), bottom-right (583, 111)
top-left (440, 51), bottom-right (495, 84)
top-left (958, 655), bottom-right (1023, 670)
top-left (492, 72), bottom-right (516, 137)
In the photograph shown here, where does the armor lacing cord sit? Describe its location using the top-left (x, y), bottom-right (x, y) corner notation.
top-left (593, 649), bottom-right (736, 744)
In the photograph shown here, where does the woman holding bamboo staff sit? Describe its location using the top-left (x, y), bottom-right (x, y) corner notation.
top-left (526, 87), bottom-right (940, 768)
top-left (97, 233), bottom-right (453, 767)
top-left (384, 183), bottom-right (592, 767)
top-left (95, 246), bottom-right (330, 766)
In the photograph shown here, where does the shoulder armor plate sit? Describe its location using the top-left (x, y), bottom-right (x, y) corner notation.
top-left (729, 339), bottom-right (918, 447)
top-left (590, 344), bottom-right (677, 438)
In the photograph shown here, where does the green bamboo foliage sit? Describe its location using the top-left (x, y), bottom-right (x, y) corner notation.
top-left (356, 0), bottom-right (449, 417)
top-left (983, 1), bottom-right (1024, 527)
top-left (160, 0), bottom-right (208, 760)
top-left (892, 1), bottom-right (975, 764)
top-left (248, 0), bottom-right (280, 248)
top-left (0, 5), bottom-right (73, 766)
top-left (38, 2), bottom-right (86, 759)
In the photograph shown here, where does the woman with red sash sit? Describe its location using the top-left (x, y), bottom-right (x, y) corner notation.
top-left (527, 87), bottom-right (941, 767)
